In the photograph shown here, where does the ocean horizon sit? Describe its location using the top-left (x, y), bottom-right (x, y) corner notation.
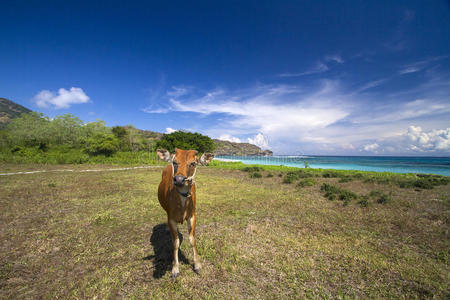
top-left (215, 155), bottom-right (450, 176)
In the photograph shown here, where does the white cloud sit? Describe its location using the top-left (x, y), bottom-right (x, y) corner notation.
top-left (399, 66), bottom-right (421, 74)
top-left (278, 54), bottom-right (343, 78)
top-left (398, 56), bottom-right (450, 75)
top-left (361, 126), bottom-right (450, 154)
top-left (219, 134), bottom-right (241, 143)
top-left (165, 83), bottom-right (349, 140)
top-left (325, 54), bottom-right (344, 64)
top-left (33, 87), bottom-right (90, 109)
top-left (363, 143), bottom-right (379, 152)
top-left (248, 133), bottom-right (269, 149)
top-left (165, 127), bottom-right (177, 134)
top-left (278, 62), bottom-right (328, 77)
top-left (143, 75), bottom-right (450, 155)
top-left (167, 86), bottom-right (189, 97)
top-left (405, 126), bottom-right (450, 151)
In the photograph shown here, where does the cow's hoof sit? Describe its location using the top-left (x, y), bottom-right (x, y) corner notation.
top-left (171, 272), bottom-right (179, 279)
top-left (194, 265), bottom-right (202, 274)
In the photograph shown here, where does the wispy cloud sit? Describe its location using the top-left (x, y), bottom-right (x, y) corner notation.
top-left (142, 52), bottom-right (450, 155)
top-left (325, 54), bottom-right (344, 64)
top-left (278, 62), bottom-right (329, 78)
top-left (399, 55), bottom-right (450, 75)
top-left (278, 54), bottom-right (343, 78)
top-left (166, 86), bottom-right (190, 97)
top-left (353, 79), bottom-right (389, 93)
top-left (33, 87), bottom-right (90, 109)
top-left (142, 106), bottom-right (170, 113)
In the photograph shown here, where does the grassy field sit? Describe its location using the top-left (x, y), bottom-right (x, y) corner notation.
top-left (0, 163), bottom-right (449, 299)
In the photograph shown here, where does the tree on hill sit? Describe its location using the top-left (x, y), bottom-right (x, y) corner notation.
top-left (156, 131), bottom-right (215, 153)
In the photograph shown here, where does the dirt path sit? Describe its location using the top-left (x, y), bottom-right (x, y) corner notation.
top-left (0, 165), bottom-right (163, 176)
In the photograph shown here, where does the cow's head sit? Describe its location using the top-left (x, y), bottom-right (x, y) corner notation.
top-left (157, 148), bottom-right (214, 187)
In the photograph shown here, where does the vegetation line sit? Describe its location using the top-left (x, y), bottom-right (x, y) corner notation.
top-left (0, 165), bottom-right (163, 176)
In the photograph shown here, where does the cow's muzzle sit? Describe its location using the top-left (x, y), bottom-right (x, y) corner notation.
top-left (173, 175), bottom-right (187, 186)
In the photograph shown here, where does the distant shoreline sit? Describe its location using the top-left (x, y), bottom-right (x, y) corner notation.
top-left (214, 155), bottom-right (450, 176)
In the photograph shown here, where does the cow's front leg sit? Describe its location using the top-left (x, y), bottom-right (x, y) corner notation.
top-left (168, 218), bottom-right (180, 278)
top-left (187, 215), bottom-right (201, 273)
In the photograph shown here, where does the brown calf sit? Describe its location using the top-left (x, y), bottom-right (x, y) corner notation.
top-left (156, 148), bottom-right (214, 278)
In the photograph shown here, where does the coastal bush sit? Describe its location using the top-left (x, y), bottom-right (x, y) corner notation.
top-left (241, 166), bottom-right (263, 172)
top-left (283, 172), bottom-right (300, 184)
top-left (377, 194), bottom-right (391, 204)
top-left (320, 183), bottom-right (340, 199)
top-left (322, 170), bottom-right (340, 178)
top-left (155, 131), bottom-right (215, 153)
top-left (84, 133), bottom-right (120, 156)
top-left (206, 161), bottom-right (450, 189)
top-left (367, 190), bottom-right (391, 204)
top-left (266, 173), bottom-right (274, 178)
top-left (0, 112), bottom-right (164, 164)
top-left (339, 176), bottom-right (353, 183)
top-left (249, 172), bottom-right (262, 178)
top-left (358, 196), bottom-right (369, 207)
top-left (0, 147), bottom-right (162, 165)
top-left (320, 183), bottom-right (358, 205)
top-left (296, 170), bottom-right (315, 178)
top-left (395, 176), bottom-right (450, 190)
top-left (297, 178), bottom-right (316, 188)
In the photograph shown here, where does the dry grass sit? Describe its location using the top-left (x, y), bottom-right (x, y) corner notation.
top-left (0, 163), bottom-right (449, 299)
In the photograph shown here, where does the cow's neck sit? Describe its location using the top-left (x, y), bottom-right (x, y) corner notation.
top-left (173, 184), bottom-right (192, 207)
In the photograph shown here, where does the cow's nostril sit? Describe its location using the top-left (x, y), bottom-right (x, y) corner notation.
top-left (173, 175), bottom-right (186, 186)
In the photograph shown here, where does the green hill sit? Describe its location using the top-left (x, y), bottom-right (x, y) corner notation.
top-left (0, 98), bottom-right (272, 155)
top-left (213, 139), bottom-right (273, 156)
top-left (0, 98), bottom-right (32, 128)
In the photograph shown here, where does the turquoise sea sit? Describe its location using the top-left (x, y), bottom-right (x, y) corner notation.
top-left (215, 155), bottom-right (450, 176)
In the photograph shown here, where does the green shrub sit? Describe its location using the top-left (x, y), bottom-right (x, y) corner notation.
top-left (339, 189), bottom-right (358, 205)
top-left (413, 180), bottom-right (434, 189)
top-left (368, 190), bottom-right (391, 204)
top-left (358, 196), bottom-right (369, 207)
top-left (322, 171), bottom-right (340, 178)
top-left (85, 133), bottom-right (120, 156)
top-left (395, 175), bottom-right (449, 190)
top-left (296, 170), bottom-right (314, 178)
top-left (249, 172), bottom-right (262, 178)
top-left (339, 176), bottom-right (353, 183)
top-left (283, 172), bottom-right (300, 184)
top-left (266, 173), bottom-right (274, 178)
top-left (156, 131), bottom-right (215, 153)
top-left (320, 183), bottom-right (358, 205)
top-left (242, 166), bottom-right (263, 172)
top-left (297, 178), bottom-right (316, 188)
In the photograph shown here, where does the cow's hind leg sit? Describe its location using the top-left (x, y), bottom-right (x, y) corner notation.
top-left (168, 218), bottom-right (180, 278)
top-left (188, 215), bottom-right (201, 273)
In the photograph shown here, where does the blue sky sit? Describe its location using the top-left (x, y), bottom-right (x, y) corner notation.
top-left (1, 0), bottom-right (450, 155)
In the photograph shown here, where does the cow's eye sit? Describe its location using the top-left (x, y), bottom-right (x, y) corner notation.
top-left (190, 162), bottom-right (196, 167)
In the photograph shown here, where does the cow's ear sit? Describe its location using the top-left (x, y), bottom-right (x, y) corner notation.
top-left (199, 153), bottom-right (214, 165)
top-left (157, 149), bottom-right (172, 162)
